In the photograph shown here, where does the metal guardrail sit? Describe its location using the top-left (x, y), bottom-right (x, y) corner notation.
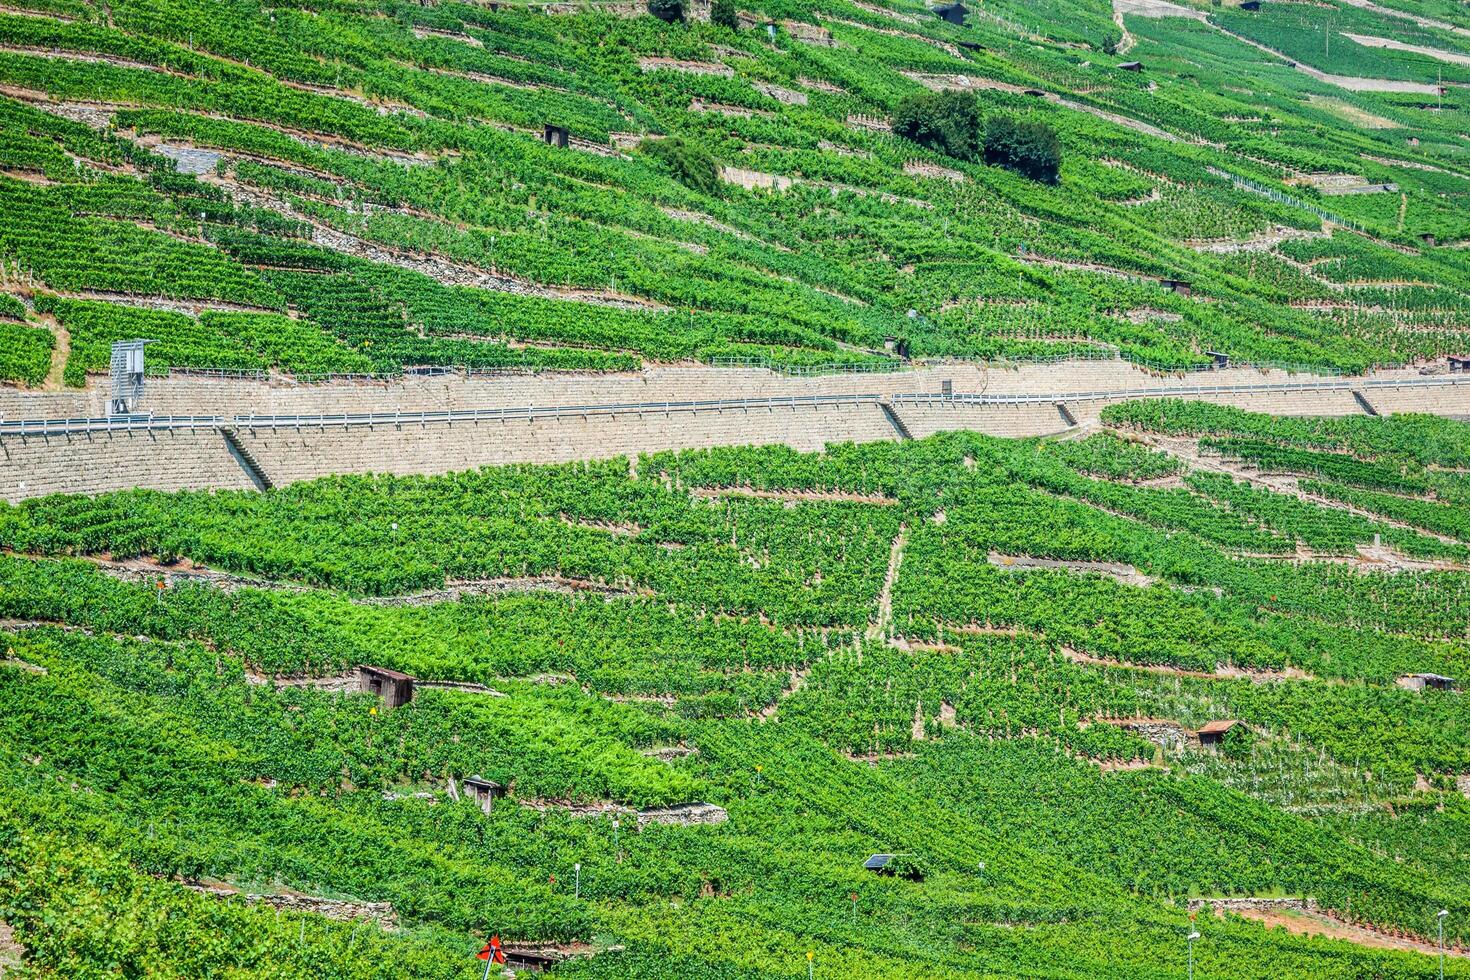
top-left (6, 376), bottom-right (1470, 437)
top-left (0, 415), bottom-right (224, 437)
top-left (165, 367), bottom-right (269, 381)
top-left (233, 394), bottom-right (887, 429)
top-left (894, 375), bottom-right (1470, 407)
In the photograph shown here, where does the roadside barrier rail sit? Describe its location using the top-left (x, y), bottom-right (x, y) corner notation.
top-left (5, 375), bottom-right (1469, 437)
top-left (0, 415), bottom-right (224, 437)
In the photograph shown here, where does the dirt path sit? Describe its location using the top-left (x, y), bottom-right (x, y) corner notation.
top-left (1061, 644), bottom-right (1313, 682)
top-left (1341, 32), bottom-right (1470, 67)
top-left (1133, 433), bottom-right (1457, 542)
top-left (1211, 24), bottom-right (1445, 93)
top-left (759, 664), bottom-right (814, 721)
top-left (35, 311), bottom-right (66, 390)
top-left (0, 919), bottom-right (22, 975)
top-left (1335, 0), bottom-right (1470, 42)
top-left (1224, 906), bottom-right (1469, 958)
top-left (869, 524), bottom-right (908, 641)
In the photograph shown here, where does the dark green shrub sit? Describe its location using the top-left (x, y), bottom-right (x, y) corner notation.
top-left (1220, 724), bottom-right (1255, 760)
top-left (711, 0), bottom-right (739, 29)
top-left (648, 0), bottom-right (684, 22)
top-left (891, 90), bottom-right (984, 161)
top-left (638, 137), bottom-right (721, 196)
top-left (983, 115), bottom-right (1062, 183)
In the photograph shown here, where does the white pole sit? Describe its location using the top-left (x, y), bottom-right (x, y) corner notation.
top-left (1187, 931), bottom-right (1200, 980)
top-left (1439, 910), bottom-right (1449, 980)
top-left (482, 949), bottom-right (493, 980)
top-left (575, 862), bottom-right (581, 900)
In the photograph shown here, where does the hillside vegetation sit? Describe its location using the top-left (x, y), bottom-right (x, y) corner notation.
top-left (1, 406), bottom-right (1468, 975)
top-left (0, 0), bottom-right (1468, 384)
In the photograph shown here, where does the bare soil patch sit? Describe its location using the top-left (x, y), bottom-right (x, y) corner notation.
top-left (1225, 906), bottom-right (1469, 958)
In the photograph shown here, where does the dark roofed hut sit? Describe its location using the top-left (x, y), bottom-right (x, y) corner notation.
top-left (1118, 61), bottom-right (1144, 72)
top-left (358, 665), bottom-right (415, 709)
top-left (864, 853), bottom-right (923, 880)
top-left (931, 1), bottom-right (967, 25)
top-left (1448, 356), bottom-right (1470, 374)
top-left (544, 124), bottom-right (570, 148)
top-left (864, 853), bottom-right (896, 873)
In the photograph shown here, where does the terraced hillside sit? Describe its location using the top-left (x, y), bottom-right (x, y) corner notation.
top-left (1, 405), bottom-right (1469, 976)
top-left (0, 0), bottom-right (1468, 384)
top-left (5, 0), bottom-right (1470, 975)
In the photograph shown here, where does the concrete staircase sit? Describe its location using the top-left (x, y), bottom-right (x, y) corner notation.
top-left (1055, 402), bottom-right (1078, 427)
top-left (220, 427), bottom-right (274, 491)
top-left (878, 401), bottom-right (914, 441)
top-left (1351, 390), bottom-right (1380, 416)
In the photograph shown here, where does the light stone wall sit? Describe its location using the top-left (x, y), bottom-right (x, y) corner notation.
top-left (238, 403), bottom-right (897, 487)
top-left (894, 403), bottom-right (1071, 439)
top-left (0, 429), bottom-right (255, 503)
top-left (0, 359), bottom-right (1439, 422)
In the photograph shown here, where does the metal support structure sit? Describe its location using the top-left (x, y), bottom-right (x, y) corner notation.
top-left (108, 339), bottom-right (156, 416)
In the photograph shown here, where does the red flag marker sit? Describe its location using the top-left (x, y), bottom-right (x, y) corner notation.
top-left (478, 936), bottom-right (505, 962)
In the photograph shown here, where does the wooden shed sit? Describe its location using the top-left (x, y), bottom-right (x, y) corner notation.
top-left (462, 775), bottom-right (506, 814)
top-left (1196, 720), bottom-right (1242, 746)
top-left (1396, 673), bottom-right (1456, 692)
top-left (357, 665), bottom-right (415, 709)
top-left (1448, 356), bottom-right (1470, 374)
top-left (543, 124), bottom-right (570, 148)
top-left (1118, 61), bottom-right (1144, 72)
top-left (1206, 350), bottom-right (1230, 369)
top-left (1160, 277), bottom-right (1192, 297)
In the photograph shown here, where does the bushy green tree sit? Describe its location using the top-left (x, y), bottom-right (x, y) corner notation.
top-left (891, 90), bottom-right (984, 161)
top-left (711, 0), bottom-right (739, 29)
top-left (648, 0), bottom-right (684, 21)
top-left (983, 115), bottom-right (1063, 183)
top-left (639, 137), bottom-right (721, 196)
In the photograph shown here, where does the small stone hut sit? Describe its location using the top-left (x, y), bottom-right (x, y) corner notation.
top-left (1396, 673), bottom-right (1456, 692)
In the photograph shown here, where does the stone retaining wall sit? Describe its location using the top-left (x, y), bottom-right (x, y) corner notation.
top-left (5, 361), bottom-right (1470, 501)
top-left (0, 429), bottom-right (254, 503)
top-left (184, 882), bottom-right (398, 927)
top-left (0, 359), bottom-right (1441, 422)
top-left (235, 403), bottom-right (896, 487)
